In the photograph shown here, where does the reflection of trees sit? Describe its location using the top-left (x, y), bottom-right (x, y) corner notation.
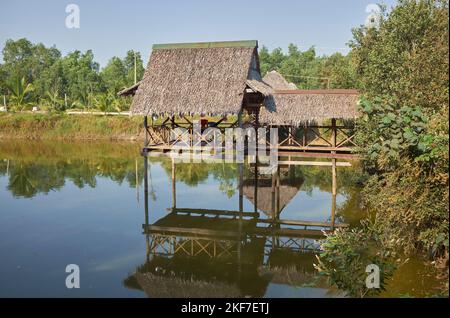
top-left (158, 160), bottom-right (238, 198)
top-left (7, 162), bottom-right (66, 198)
top-left (0, 141), bottom-right (145, 198)
top-left (8, 163), bottom-right (39, 198)
top-left (283, 164), bottom-right (366, 225)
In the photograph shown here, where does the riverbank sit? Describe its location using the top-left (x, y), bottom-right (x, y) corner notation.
top-left (0, 113), bottom-right (145, 141)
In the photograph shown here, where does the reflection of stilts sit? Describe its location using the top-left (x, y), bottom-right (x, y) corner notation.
top-left (136, 158), bottom-right (139, 204)
top-left (144, 156), bottom-right (150, 262)
top-left (237, 162), bottom-right (244, 284)
top-left (171, 159), bottom-right (176, 209)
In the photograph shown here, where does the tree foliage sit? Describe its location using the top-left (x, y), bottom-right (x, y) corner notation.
top-left (0, 39), bottom-right (145, 112)
top-left (259, 44), bottom-right (356, 89)
top-left (315, 221), bottom-right (397, 298)
top-left (352, 0), bottom-right (449, 258)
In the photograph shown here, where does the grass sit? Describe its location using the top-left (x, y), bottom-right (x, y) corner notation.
top-left (0, 112), bottom-right (240, 141)
top-left (0, 112), bottom-right (144, 140)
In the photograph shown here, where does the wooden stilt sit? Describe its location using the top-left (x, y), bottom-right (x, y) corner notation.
top-left (144, 116), bottom-right (148, 147)
top-left (271, 171), bottom-right (276, 218)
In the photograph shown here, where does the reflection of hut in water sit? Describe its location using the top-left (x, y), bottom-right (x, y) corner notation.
top-left (125, 158), bottom-right (349, 298)
top-left (124, 211), bottom-right (270, 297)
top-left (243, 177), bottom-right (302, 217)
top-left (243, 166), bottom-right (303, 217)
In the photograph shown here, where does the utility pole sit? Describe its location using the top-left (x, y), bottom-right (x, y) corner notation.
top-left (134, 52), bottom-right (137, 84)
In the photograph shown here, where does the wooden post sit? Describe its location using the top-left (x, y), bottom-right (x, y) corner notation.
top-left (3, 95), bottom-right (6, 112)
top-left (64, 94), bottom-right (68, 109)
top-left (303, 125), bottom-right (308, 147)
top-left (271, 171), bottom-right (276, 219)
top-left (144, 116), bottom-right (148, 147)
top-left (254, 160), bottom-right (258, 213)
top-left (171, 159), bottom-right (176, 209)
top-left (331, 118), bottom-right (337, 151)
top-left (288, 126), bottom-right (292, 146)
top-left (237, 109), bottom-right (243, 128)
top-left (331, 118), bottom-right (337, 196)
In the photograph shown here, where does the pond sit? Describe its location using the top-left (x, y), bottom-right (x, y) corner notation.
top-left (0, 140), bottom-right (442, 297)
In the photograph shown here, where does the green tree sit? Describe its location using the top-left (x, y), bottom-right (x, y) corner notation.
top-left (60, 50), bottom-right (101, 107)
top-left (2, 39), bottom-right (61, 101)
top-left (259, 44), bottom-right (355, 89)
top-left (350, 0), bottom-right (449, 258)
top-left (5, 77), bottom-right (34, 110)
top-left (318, 52), bottom-right (356, 89)
top-left (100, 56), bottom-right (127, 94)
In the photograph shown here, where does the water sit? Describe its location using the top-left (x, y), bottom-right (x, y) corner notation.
top-left (0, 140), bottom-right (442, 297)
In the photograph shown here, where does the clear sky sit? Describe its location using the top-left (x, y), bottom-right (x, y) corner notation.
top-left (0, 0), bottom-right (397, 68)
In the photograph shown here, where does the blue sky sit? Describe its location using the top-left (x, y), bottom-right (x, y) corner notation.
top-left (0, 0), bottom-right (397, 67)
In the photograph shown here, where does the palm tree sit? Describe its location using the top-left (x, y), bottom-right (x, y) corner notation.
top-left (45, 89), bottom-right (64, 111)
top-left (93, 93), bottom-right (110, 114)
top-left (6, 77), bottom-right (34, 111)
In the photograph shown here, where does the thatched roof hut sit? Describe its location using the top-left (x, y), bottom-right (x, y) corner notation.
top-left (130, 40), bottom-right (272, 116)
top-left (263, 71), bottom-right (297, 90)
top-left (261, 89), bottom-right (360, 126)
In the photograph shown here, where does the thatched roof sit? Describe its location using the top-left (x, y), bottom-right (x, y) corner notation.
top-left (263, 71), bottom-right (297, 90)
top-left (130, 40), bottom-right (271, 116)
top-left (261, 89), bottom-right (360, 126)
top-left (117, 81), bottom-right (141, 97)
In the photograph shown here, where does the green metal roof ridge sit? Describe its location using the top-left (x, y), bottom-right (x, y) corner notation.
top-left (152, 40), bottom-right (258, 50)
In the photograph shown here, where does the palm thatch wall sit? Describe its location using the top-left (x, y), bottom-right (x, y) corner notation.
top-left (261, 89), bottom-right (360, 126)
top-left (130, 40), bottom-right (271, 116)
